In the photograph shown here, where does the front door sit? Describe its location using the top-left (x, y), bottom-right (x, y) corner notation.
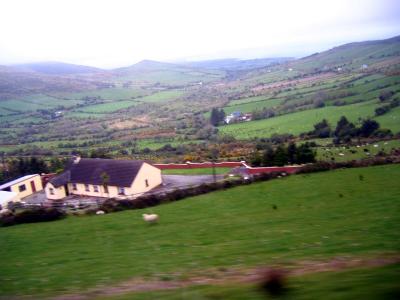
top-left (30, 181), bottom-right (36, 193)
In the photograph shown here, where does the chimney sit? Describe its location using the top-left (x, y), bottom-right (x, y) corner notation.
top-left (72, 155), bottom-right (81, 164)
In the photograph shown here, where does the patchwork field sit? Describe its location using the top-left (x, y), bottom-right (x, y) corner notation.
top-left (219, 100), bottom-right (385, 139)
top-left (1, 164), bottom-right (399, 298)
top-left (224, 98), bottom-right (283, 115)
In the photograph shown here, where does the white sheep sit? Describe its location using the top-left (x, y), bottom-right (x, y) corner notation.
top-left (96, 210), bottom-right (105, 215)
top-left (143, 213), bottom-right (159, 223)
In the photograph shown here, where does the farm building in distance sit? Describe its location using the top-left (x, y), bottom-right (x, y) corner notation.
top-left (225, 111), bottom-right (252, 124)
top-left (0, 174), bottom-right (43, 206)
top-left (45, 157), bottom-right (162, 200)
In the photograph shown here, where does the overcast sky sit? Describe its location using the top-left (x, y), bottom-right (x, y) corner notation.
top-left (0, 0), bottom-right (399, 68)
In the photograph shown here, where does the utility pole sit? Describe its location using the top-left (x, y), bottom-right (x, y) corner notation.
top-left (210, 148), bottom-right (219, 183)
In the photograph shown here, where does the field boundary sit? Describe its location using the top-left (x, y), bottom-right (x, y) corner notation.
top-left (48, 254), bottom-right (400, 300)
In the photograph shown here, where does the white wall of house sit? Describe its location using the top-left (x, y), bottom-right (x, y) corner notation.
top-left (45, 182), bottom-right (67, 200)
top-left (131, 162), bottom-right (162, 197)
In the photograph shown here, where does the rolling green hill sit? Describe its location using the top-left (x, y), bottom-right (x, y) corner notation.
top-left (0, 35), bottom-right (400, 156)
top-left (291, 35), bottom-right (400, 72)
top-left (0, 164), bottom-right (399, 298)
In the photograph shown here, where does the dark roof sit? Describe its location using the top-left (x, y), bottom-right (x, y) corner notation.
top-left (49, 158), bottom-right (145, 188)
top-left (49, 171), bottom-right (71, 188)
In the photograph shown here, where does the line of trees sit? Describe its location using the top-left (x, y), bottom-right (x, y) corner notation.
top-left (0, 157), bottom-right (66, 184)
top-left (307, 116), bottom-right (392, 144)
top-left (209, 108), bottom-right (226, 126)
top-left (251, 142), bottom-right (316, 167)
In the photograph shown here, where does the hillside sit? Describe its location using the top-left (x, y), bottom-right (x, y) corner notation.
top-left (12, 61), bottom-right (104, 75)
top-left (0, 65), bottom-right (107, 100)
top-left (0, 35), bottom-right (399, 157)
top-left (113, 59), bottom-right (225, 86)
top-left (0, 165), bottom-right (399, 298)
top-left (291, 35), bottom-right (400, 72)
top-left (180, 57), bottom-right (293, 71)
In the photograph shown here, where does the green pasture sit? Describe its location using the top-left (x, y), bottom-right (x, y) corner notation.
top-left (77, 100), bottom-right (140, 114)
top-left (0, 94), bottom-right (82, 113)
top-left (137, 90), bottom-right (184, 103)
top-left (0, 164), bottom-right (399, 297)
top-left (219, 100), bottom-right (380, 139)
top-left (117, 69), bottom-right (224, 85)
top-left (375, 106), bottom-right (400, 133)
top-left (224, 98), bottom-right (283, 115)
top-left (162, 167), bottom-right (232, 175)
top-left (99, 264), bottom-right (400, 300)
top-left (59, 88), bottom-right (148, 101)
top-left (316, 139), bottom-right (400, 162)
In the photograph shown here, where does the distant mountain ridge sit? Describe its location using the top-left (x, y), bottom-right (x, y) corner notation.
top-left (1, 35), bottom-right (399, 99)
top-left (113, 59), bottom-right (186, 75)
top-left (180, 57), bottom-right (294, 71)
top-left (294, 35), bottom-right (400, 72)
top-left (12, 61), bottom-right (104, 75)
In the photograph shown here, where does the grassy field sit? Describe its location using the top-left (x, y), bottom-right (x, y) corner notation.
top-left (99, 264), bottom-right (400, 300)
top-left (219, 100), bottom-right (400, 139)
top-left (0, 164), bottom-right (399, 297)
top-left (59, 88), bottom-right (148, 101)
top-left (375, 106), bottom-right (400, 133)
top-left (223, 98), bottom-right (283, 115)
top-left (162, 167), bottom-right (232, 175)
top-left (137, 90), bottom-right (184, 103)
top-left (0, 94), bottom-right (83, 114)
top-left (316, 139), bottom-right (400, 162)
top-left (76, 100), bottom-right (140, 114)
top-left (116, 69), bottom-right (224, 86)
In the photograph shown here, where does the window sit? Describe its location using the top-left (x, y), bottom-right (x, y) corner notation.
top-left (93, 185), bottom-right (99, 192)
top-left (118, 187), bottom-right (125, 195)
top-left (19, 184), bottom-right (26, 192)
top-left (72, 183), bottom-right (77, 190)
top-left (145, 179), bottom-right (149, 187)
top-left (49, 188), bottom-right (54, 195)
top-left (85, 184), bottom-right (90, 192)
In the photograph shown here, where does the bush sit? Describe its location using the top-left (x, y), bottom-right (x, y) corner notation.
top-left (0, 208), bottom-right (66, 227)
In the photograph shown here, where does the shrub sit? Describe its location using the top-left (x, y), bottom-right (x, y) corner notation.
top-left (0, 208), bottom-right (66, 227)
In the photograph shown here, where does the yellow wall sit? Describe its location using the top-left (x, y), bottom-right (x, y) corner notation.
top-left (131, 163), bottom-right (162, 197)
top-left (9, 175), bottom-right (43, 199)
top-left (45, 183), bottom-right (67, 200)
top-left (67, 182), bottom-right (117, 198)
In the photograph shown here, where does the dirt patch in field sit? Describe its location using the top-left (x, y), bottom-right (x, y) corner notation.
top-left (50, 254), bottom-right (400, 300)
top-left (108, 116), bottom-right (151, 130)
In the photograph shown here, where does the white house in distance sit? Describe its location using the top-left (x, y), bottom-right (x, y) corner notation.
top-left (225, 111), bottom-right (252, 124)
top-left (45, 157), bottom-right (162, 200)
